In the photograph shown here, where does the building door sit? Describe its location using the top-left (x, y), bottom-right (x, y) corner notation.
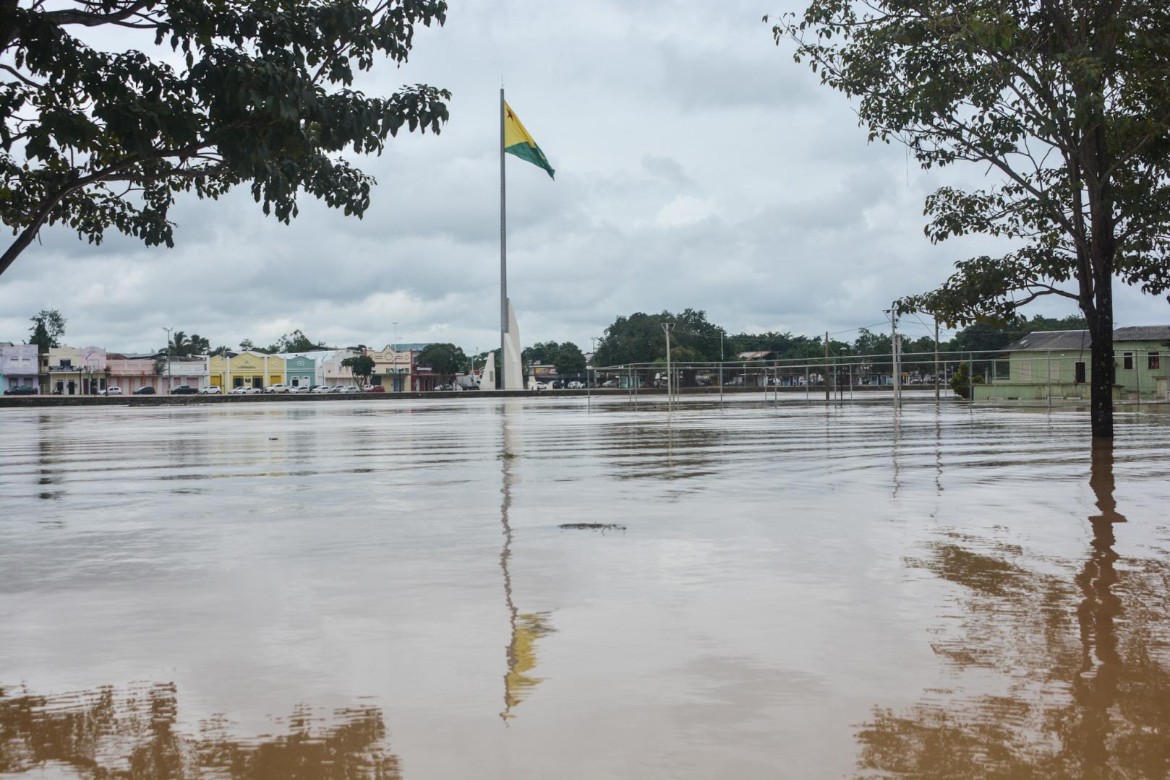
top-left (1075, 362), bottom-right (1086, 384)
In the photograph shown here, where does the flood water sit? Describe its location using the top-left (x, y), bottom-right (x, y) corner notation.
top-left (2, 396), bottom-right (1169, 779)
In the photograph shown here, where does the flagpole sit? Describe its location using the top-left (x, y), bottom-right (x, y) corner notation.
top-left (499, 87), bottom-right (508, 389)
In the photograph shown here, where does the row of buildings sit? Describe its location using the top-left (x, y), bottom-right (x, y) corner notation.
top-left (0, 343), bottom-right (447, 395)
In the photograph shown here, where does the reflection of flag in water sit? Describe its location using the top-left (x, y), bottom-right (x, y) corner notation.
top-left (502, 612), bottom-right (556, 718)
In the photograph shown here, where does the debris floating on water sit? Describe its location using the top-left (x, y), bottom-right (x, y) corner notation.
top-left (558, 523), bottom-right (626, 532)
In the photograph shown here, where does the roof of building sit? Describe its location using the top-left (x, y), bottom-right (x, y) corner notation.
top-left (1002, 325), bottom-right (1170, 352)
top-left (1114, 325), bottom-right (1170, 342)
top-left (1001, 330), bottom-right (1091, 352)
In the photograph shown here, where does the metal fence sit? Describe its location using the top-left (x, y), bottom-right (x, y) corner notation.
top-left (590, 347), bottom-right (1170, 407)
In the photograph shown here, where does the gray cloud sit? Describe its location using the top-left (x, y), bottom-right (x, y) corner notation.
top-left (3, 0), bottom-right (1158, 355)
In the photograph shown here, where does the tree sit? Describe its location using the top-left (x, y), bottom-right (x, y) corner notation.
top-left (267, 330), bottom-right (327, 354)
top-left (28, 309), bottom-right (65, 352)
top-left (415, 342), bottom-right (465, 383)
top-left (165, 330), bottom-right (210, 357)
top-left (553, 342), bottom-right (586, 379)
top-left (0, 1), bottom-right (451, 278)
top-left (776, 2), bottom-right (1170, 438)
top-left (594, 313), bottom-right (664, 367)
top-left (521, 341), bottom-right (560, 367)
top-left (341, 354), bottom-right (375, 387)
top-left (595, 310), bottom-right (726, 367)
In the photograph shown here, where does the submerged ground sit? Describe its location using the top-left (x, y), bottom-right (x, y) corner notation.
top-left (2, 396), bottom-right (1168, 778)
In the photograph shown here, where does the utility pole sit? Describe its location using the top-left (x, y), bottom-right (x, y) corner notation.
top-left (162, 326), bottom-right (173, 393)
top-left (889, 308), bottom-right (901, 408)
top-left (934, 319), bottom-right (940, 403)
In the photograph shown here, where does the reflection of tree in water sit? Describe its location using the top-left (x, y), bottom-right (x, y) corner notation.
top-left (0, 682), bottom-right (401, 779)
top-left (858, 442), bottom-right (1170, 778)
top-left (606, 423), bottom-right (725, 482)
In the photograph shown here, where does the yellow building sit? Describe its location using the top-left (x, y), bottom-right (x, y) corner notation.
top-left (367, 344), bottom-right (414, 392)
top-left (208, 351), bottom-right (285, 391)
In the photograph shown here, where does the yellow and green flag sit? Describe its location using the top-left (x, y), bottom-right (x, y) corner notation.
top-left (504, 102), bottom-right (555, 179)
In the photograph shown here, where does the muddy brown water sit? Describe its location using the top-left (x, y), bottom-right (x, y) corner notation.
top-left (2, 396), bottom-right (1169, 779)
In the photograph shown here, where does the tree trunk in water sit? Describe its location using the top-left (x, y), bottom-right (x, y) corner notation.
top-left (1089, 298), bottom-right (1114, 440)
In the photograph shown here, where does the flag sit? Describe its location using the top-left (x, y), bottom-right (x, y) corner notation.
top-left (504, 102), bottom-right (555, 179)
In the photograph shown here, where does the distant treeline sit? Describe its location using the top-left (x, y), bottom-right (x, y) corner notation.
top-left (588, 309), bottom-right (1088, 368)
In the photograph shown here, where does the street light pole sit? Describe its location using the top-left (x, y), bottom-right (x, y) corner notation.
top-left (162, 326), bottom-right (173, 393)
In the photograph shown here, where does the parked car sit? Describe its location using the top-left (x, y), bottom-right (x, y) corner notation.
top-left (290, 384), bottom-right (311, 393)
top-left (365, 385), bottom-right (386, 392)
top-left (198, 385), bottom-right (221, 394)
top-left (567, 381), bottom-right (585, 389)
top-left (341, 385), bottom-right (360, 393)
top-left (6, 385), bottom-right (38, 395)
top-left (230, 386), bottom-right (252, 395)
top-left (170, 385), bottom-right (198, 395)
top-left (100, 386), bottom-right (123, 396)
top-left (311, 384), bottom-right (333, 393)
top-left (266, 384), bottom-right (291, 393)
top-left (133, 386), bottom-right (155, 395)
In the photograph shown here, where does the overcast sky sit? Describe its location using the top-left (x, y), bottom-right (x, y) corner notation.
top-left (1, 0), bottom-right (1165, 354)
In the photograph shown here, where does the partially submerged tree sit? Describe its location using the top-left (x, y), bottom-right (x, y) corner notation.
top-left (775, 1), bottom-right (1170, 438)
top-left (0, 1), bottom-right (450, 277)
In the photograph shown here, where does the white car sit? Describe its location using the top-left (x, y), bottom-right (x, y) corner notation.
top-left (568, 381), bottom-right (585, 389)
top-left (266, 384), bottom-right (291, 393)
top-left (230, 386), bottom-right (256, 395)
top-left (198, 386), bottom-right (221, 395)
top-left (290, 384), bottom-right (310, 393)
top-left (100, 386), bottom-right (123, 396)
top-left (341, 385), bottom-right (360, 393)
top-left (312, 384), bottom-right (334, 393)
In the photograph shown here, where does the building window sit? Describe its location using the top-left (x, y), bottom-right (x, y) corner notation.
top-left (1149, 352), bottom-right (1160, 370)
top-left (1075, 362), bottom-right (1086, 384)
top-left (1123, 352), bottom-right (1134, 370)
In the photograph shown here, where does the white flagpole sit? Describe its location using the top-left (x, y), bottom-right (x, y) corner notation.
top-left (499, 87), bottom-right (508, 389)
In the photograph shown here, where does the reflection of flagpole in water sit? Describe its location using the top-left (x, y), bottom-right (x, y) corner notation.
top-left (499, 404), bottom-right (519, 722)
top-left (498, 405), bottom-right (554, 722)
top-left (1073, 439), bottom-right (1125, 768)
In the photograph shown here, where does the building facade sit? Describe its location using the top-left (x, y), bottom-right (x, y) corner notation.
top-left (973, 327), bottom-right (1170, 401)
top-left (46, 346), bottom-right (108, 395)
top-left (282, 354), bottom-right (317, 388)
top-left (208, 351), bottom-right (285, 391)
top-left (366, 345), bottom-right (413, 392)
top-left (1, 344), bottom-right (40, 394)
